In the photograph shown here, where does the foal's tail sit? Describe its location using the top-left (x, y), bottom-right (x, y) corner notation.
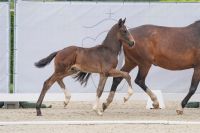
top-left (34, 51), bottom-right (58, 68)
top-left (73, 72), bottom-right (91, 86)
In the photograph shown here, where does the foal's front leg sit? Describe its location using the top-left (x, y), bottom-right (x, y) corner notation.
top-left (93, 75), bottom-right (107, 116)
top-left (108, 69), bottom-right (134, 102)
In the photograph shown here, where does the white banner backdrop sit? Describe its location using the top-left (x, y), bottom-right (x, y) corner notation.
top-left (0, 2), bottom-right (9, 93)
top-left (15, 1), bottom-right (200, 93)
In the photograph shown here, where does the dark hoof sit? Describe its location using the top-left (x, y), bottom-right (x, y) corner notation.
top-left (152, 103), bottom-right (160, 109)
top-left (64, 102), bottom-right (68, 108)
top-left (37, 113), bottom-right (42, 116)
top-left (124, 97), bottom-right (128, 103)
top-left (36, 110), bottom-right (42, 116)
top-left (176, 110), bottom-right (183, 115)
top-left (102, 103), bottom-right (107, 112)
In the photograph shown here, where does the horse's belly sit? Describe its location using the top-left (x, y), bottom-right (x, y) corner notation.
top-left (154, 57), bottom-right (194, 70)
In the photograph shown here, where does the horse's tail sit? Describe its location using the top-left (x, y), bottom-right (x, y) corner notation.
top-left (34, 51), bottom-right (58, 68)
top-left (73, 72), bottom-right (91, 86)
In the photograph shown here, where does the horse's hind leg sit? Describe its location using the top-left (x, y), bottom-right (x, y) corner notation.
top-left (108, 69), bottom-right (133, 102)
top-left (135, 65), bottom-right (159, 109)
top-left (93, 75), bottom-right (107, 116)
top-left (36, 73), bottom-right (59, 116)
top-left (57, 79), bottom-right (71, 108)
top-left (176, 67), bottom-right (200, 115)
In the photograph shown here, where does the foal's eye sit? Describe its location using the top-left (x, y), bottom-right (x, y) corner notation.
top-left (124, 30), bottom-right (127, 34)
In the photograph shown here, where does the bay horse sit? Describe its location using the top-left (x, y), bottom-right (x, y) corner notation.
top-left (34, 18), bottom-right (135, 116)
top-left (102, 20), bottom-right (200, 115)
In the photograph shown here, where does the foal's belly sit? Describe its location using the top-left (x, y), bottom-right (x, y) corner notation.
top-left (75, 57), bottom-right (117, 73)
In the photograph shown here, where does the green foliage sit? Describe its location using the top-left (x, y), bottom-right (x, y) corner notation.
top-left (9, 0), bottom-right (15, 93)
top-left (160, 0), bottom-right (200, 2)
top-left (10, 10), bottom-right (14, 93)
top-left (49, 0), bottom-right (200, 1)
top-left (10, 0), bottom-right (14, 9)
top-left (0, 0), bottom-right (8, 2)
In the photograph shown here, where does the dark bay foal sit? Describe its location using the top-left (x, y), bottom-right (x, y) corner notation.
top-left (34, 18), bottom-right (135, 116)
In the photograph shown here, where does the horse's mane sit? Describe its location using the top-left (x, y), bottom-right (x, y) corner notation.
top-left (195, 20), bottom-right (200, 23)
top-left (191, 20), bottom-right (200, 25)
top-left (188, 20), bottom-right (200, 27)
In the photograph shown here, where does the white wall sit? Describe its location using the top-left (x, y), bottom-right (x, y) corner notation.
top-left (15, 1), bottom-right (200, 93)
top-left (0, 2), bottom-right (9, 93)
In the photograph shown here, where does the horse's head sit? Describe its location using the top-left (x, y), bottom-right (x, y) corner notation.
top-left (117, 18), bottom-right (135, 47)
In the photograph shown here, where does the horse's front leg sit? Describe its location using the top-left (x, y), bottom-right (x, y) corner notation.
top-left (93, 74), bottom-right (107, 116)
top-left (135, 65), bottom-right (159, 109)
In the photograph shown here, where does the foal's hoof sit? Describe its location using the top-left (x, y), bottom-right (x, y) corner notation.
top-left (176, 110), bottom-right (183, 115)
top-left (124, 97), bottom-right (128, 103)
top-left (93, 109), bottom-right (103, 116)
top-left (152, 103), bottom-right (160, 109)
top-left (63, 101), bottom-right (68, 108)
top-left (97, 111), bottom-right (103, 116)
top-left (102, 103), bottom-right (107, 112)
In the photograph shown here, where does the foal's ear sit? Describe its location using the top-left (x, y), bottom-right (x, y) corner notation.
top-left (118, 18), bottom-right (123, 27)
top-left (122, 18), bottom-right (126, 24)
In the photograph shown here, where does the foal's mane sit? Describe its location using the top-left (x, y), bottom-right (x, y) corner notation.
top-left (100, 24), bottom-right (122, 55)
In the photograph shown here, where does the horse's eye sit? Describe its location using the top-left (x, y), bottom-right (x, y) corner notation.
top-left (124, 30), bottom-right (127, 34)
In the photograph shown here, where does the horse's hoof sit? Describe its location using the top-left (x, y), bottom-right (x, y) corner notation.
top-left (102, 103), bottom-right (107, 112)
top-left (152, 103), bottom-right (160, 109)
top-left (36, 110), bottom-right (42, 116)
top-left (176, 110), bottom-right (183, 115)
top-left (124, 97), bottom-right (128, 103)
top-left (37, 113), bottom-right (42, 116)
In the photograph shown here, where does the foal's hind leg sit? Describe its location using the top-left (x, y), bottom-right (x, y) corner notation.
top-left (36, 73), bottom-right (59, 116)
top-left (57, 79), bottom-right (71, 108)
top-left (57, 70), bottom-right (77, 108)
top-left (108, 69), bottom-right (133, 102)
top-left (135, 65), bottom-right (159, 109)
top-left (176, 67), bottom-right (200, 115)
top-left (93, 75), bottom-right (107, 116)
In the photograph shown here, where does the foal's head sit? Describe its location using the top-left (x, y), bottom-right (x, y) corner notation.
top-left (116, 18), bottom-right (135, 47)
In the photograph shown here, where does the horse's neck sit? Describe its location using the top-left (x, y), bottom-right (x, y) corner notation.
top-left (101, 33), bottom-right (122, 55)
top-left (189, 21), bottom-right (200, 29)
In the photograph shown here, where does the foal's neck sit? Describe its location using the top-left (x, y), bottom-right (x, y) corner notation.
top-left (102, 28), bottom-right (122, 55)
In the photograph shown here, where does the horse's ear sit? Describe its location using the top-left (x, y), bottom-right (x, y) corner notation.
top-left (122, 18), bottom-right (126, 24)
top-left (118, 18), bottom-right (123, 27)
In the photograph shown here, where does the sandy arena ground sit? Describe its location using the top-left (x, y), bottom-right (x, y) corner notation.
top-left (0, 100), bottom-right (200, 133)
